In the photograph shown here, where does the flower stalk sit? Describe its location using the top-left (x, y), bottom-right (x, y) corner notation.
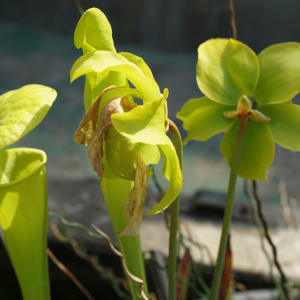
top-left (168, 120), bottom-right (183, 300)
top-left (101, 177), bottom-right (148, 299)
top-left (210, 114), bottom-right (248, 300)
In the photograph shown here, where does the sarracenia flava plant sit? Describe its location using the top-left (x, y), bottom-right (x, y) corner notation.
top-left (177, 38), bottom-right (300, 300)
top-left (71, 8), bottom-right (182, 299)
top-left (0, 84), bottom-right (57, 300)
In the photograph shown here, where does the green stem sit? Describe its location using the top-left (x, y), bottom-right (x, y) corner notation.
top-left (168, 120), bottom-right (183, 300)
top-left (101, 177), bottom-right (148, 300)
top-left (210, 115), bottom-right (248, 300)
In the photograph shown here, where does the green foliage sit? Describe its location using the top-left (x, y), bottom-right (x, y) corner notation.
top-left (0, 85), bottom-right (57, 150)
top-left (0, 84), bottom-right (56, 300)
top-left (0, 148), bottom-right (50, 300)
top-left (177, 38), bottom-right (300, 180)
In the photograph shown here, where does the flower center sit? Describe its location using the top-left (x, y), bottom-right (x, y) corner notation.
top-left (223, 95), bottom-right (271, 124)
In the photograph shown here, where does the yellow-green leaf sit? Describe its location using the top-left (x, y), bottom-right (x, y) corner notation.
top-left (70, 50), bottom-right (160, 103)
top-left (0, 148), bottom-right (50, 300)
top-left (74, 7), bottom-right (116, 53)
top-left (84, 71), bottom-right (127, 111)
top-left (0, 85), bottom-right (57, 151)
top-left (119, 52), bottom-right (155, 80)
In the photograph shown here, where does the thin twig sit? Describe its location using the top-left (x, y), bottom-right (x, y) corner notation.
top-left (75, 0), bottom-right (85, 15)
top-left (47, 221), bottom-right (130, 294)
top-left (229, 0), bottom-right (237, 39)
top-left (47, 248), bottom-right (95, 300)
top-left (91, 224), bottom-right (148, 300)
top-left (48, 212), bottom-right (119, 249)
top-left (289, 197), bottom-right (300, 236)
top-left (235, 282), bottom-right (260, 300)
top-left (279, 182), bottom-right (294, 232)
top-left (252, 180), bottom-right (291, 300)
top-left (180, 221), bottom-right (215, 266)
top-left (243, 180), bottom-right (280, 290)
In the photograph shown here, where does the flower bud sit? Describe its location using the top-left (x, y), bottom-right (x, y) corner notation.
top-left (237, 95), bottom-right (252, 117)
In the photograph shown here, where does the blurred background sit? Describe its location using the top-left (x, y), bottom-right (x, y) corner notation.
top-left (1, 0), bottom-right (300, 299)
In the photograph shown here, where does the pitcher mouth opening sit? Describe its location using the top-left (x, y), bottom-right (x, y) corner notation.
top-left (0, 148), bottom-right (47, 189)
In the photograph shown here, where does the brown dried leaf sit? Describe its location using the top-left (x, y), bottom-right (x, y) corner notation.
top-left (117, 154), bottom-right (148, 237)
top-left (73, 95), bottom-right (100, 146)
top-left (88, 96), bottom-right (127, 181)
top-left (218, 236), bottom-right (233, 300)
top-left (176, 250), bottom-right (191, 300)
top-left (73, 85), bottom-right (123, 146)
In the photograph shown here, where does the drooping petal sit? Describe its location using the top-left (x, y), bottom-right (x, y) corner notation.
top-left (147, 137), bottom-right (182, 214)
top-left (70, 51), bottom-right (161, 103)
top-left (197, 38), bottom-right (259, 105)
top-left (111, 91), bottom-right (168, 145)
top-left (74, 8), bottom-right (116, 53)
top-left (254, 43), bottom-right (300, 104)
top-left (176, 97), bottom-right (234, 144)
top-left (117, 154), bottom-right (148, 237)
top-left (220, 118), bottom-right (274, 180)
top-left (0, 85), bottom-right (57, 151)
top-left (259, 103), bottom-right (300, 151)
top-left (119, 52), bottom-right (155, 80)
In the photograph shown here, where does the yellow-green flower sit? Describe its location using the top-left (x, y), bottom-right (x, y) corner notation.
top-left (177, 38), bottom-right (300, 180)
top-left (71, 8), bottom-right (182, 236)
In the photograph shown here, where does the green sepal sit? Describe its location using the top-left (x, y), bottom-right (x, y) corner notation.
top-left (197, 38), bottom-right (259, 105)
top-left (146, 137), bottom-right (182, 214)
top-left (176, 97), bottom-right (234, 144)
top-left (70, 50), bottom-right (161, 103)
top-left (220, 118), bottom-right (274, 180)
top-left (0, 85), bottom-right (57, 150)
top-left (259, 103), bottom-right (300, 151)
top-left (0, 148), bottom-right (50, 300)
top-left (74, 7), bottom-right (116, 53)
top-left (111, 91), bottom-right (168, 145)
top-left (254, 43), bottom-right (300, 105)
